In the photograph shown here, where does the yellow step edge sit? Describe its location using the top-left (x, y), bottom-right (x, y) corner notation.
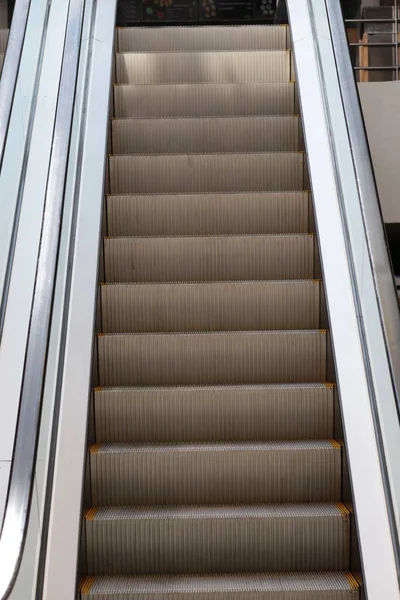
top-left (345, 572), bottom-right (360, 590)
top-left (89, 443), bottom-right (101, 454)
top-left (79, 576), bottom-right (95, 595)
top-left (85, 507), bottom-right (99, 521)
top-left (336, 502), bottom-right (351, 518)
top-left (324, 383), bottom-right (335, 390)
top-left (329, 439), bottom-right (342, 450)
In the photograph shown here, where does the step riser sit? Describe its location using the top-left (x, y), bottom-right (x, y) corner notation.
top-left (94, 386), bottom-right (334, 443)
top-left (111, 117), bottom-right (301, 154)
top-left (103, 236), bottom-right (314, 283)
top-left (0, 29), bottom-right (7, 53)
top-left (109, 153), bottom-right (305, 195)
top-left (85, 511), bottom-right (349, 575)
top-left (89, 444), bottom-right (341, 505)
top-left (106, 192), bottom-right (311, 237)
top-left (114, 83), bottom-right (297, 118)
top-left (117, 26), bottom-right (288, 53)
top-left (80, 573), bottom-right (359, 599)
top-left (100, 282), bottom-right (321, 333)
top-left (115, 52), bottom-right (291, 85)
top-left (97, 331), bottom-right (327, 387)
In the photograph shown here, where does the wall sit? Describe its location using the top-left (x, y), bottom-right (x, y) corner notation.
top-left (358, 81), bottom-right (400, 224)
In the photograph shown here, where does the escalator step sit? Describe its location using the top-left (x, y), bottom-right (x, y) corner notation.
top-left (0, 28), bottom-right (7, 53)
top-left (88, 440), bottom-right (341, 505)
top-left (100, 281), bottom-right (321, 333)
top-left (109, 153), bottom-right (305, 195)
top-left (113, 83), bottom-right (297, 119)
top-left (103, 235), bottom-right (314, 283)
top-left (117, 25), bottom-right (288, 53)
top-left (93, 384), bottom-right (334, 443)
top-left (115, 51), bottom-right (290, 86)
top-left (84, 503), bottom-right (350, 575)
top-left (80, 572), bottom-right (359, 599)
top-left (106, 192), bottom-right (311, 237)
top-left (111, 116), bottom-right (301, 154)
top-left (97, 330), bottom-right (327, 387)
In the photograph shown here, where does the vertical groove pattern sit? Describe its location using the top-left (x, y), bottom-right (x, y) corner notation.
top-left (94, 384), bottom-right (334, 443)
top-left (82, 572), bottom-right (359, 599)
top-left (100, 281), bottom-right (320, 332)
top-left (117, 26), bottom-right (288, 52)
top-left (116, 52), bottom-right (290, 85)
top-left (97, 330), bottom-right (327, 387)
top-left (0, 28), bottom-right (8, 52)
top-left (113, 83), bottom-right (297, 118)
top-left (109, 153), bottom-right (304, 194)
top-left (111, 117), bottom-right (300, 154)
top-left (103, 235), bottom-right (314, 283)
top-left (85, 504), bottom-right (350, 575)
top-left (89, 441), bottom-right (342, 505)
top-left (106, 192), bottom-right (310, 237)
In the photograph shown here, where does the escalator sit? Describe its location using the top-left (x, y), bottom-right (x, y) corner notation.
top-left (79, 24), bottom-right (361, 599)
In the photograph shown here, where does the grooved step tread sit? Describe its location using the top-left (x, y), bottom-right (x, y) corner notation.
top-left (115, 51), bottom-right (291, 85)
top-left (97, 330), bottom-right (327, 387)
top-left (111, 116), bottom-right (301, 154)
top-left (80, 572), bottom-right (359, 599)
top-left (100, 280), bottom-right (321, 333)
top-left (106, 192), bottom-right (311, 236)
top-left (88, 441), bottom-right (341, 505)
top-left (84, 503), bottom-right (350, 575)
top-left (103, 234), bottom-right (314, 283)
top-left (113, 83), bottom-right (297, 118)
top-left (93, 383), bottom-right (334, 443)
top-left (117, 25), bottom-right (289, 53)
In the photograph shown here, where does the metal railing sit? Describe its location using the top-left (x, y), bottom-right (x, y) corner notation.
top-left (345, 1), bottom-right (399, 81)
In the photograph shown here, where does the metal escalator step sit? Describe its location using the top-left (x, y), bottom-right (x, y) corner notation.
top-left (106, 192), bottom-right (310, 237)
top-left (103, 235), bottom-right (314, 283)
top-left (97, 330), bottom-right (327, 387)
top-left (0, 54), bottom-right (4, 70)
top-left (0, 29), bottom-right (8, 53)
top-left (111, 117), bottom-right (301, 154)
top-left (85, 503), bottom-right (350, 574)
top-left (93, 384), bottom-right (334, 443)
top-left (109, 152), bottom-right (305, 195)
top-left (89, 441), bottom-right (341, 506)
top-left (109, 153), bottom-right (304, 195)
top-left (117, 25), bottom-right (288, 53)
top-left (100, 281), bottom-right (320, 333)
top-left (80, 572), bottom-right (360, 599)
top-left (113, 83), bottom-right (297, 118)
top-left (115, 51), bottom-right (290, 85)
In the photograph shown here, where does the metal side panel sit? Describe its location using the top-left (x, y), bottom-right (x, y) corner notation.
top-left (116, 25), bottom-right (289, 53)
top-left (106, 192), bottom-right (310, 237)
top-left (0, 28), bottom-right (7, 52)
top-left (111, 116), bottom-right (300, 154)
top-left (115, 51), bottom-right (291, 85)
top-left (109, 153), bottom-right (304, 194)
top-left (94, 384), bottom-right (334, 443)
top-left (113, 83), bottom-right (297, 118)
top-left (84, 504), bottom-right (350, 574)
top-left (103, 235), bottom-right (314, 283)
top-left (88, 441), bottom-right (341, 505)
top-left (100, 280), bottom-right (320, 333)
top-left (97, 330), bottom-right (327, 387)
top-left (80, 572), bottom-right (360, 599)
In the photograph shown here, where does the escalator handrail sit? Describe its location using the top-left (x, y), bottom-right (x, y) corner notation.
top-left (0, 0), bottom-right (31, 170)
top-left (324, 0), bottom-right (400, 420)
top-left (0, 0), bottom-right (85, 597)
